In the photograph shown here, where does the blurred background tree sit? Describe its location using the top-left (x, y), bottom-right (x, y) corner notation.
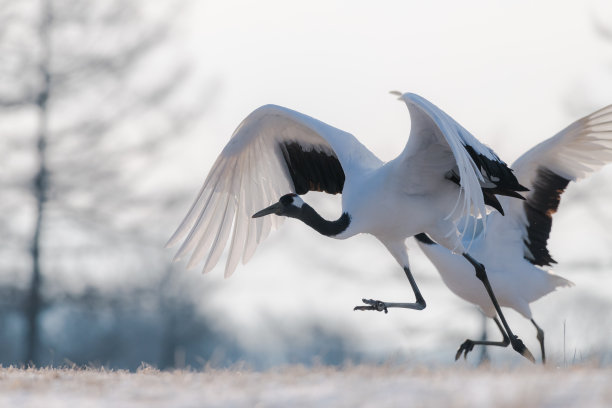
top-left (0, 0), bottom-right (219, 367)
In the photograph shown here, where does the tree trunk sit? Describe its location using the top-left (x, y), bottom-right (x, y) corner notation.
top-left (25, 0), bottom-right (51, 365)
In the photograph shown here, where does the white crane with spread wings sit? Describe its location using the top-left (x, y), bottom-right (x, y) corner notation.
top-left (167, 92), bottom-right (533, 361)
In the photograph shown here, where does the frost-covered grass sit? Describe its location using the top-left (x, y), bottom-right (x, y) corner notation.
top-left (0, 364), bottom-right (610, 408)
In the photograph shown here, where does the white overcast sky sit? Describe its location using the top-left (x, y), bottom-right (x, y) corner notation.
top-left (159, 0), bottom-right (612, 364)
top-left (177, 0), bottom-right (612, 161)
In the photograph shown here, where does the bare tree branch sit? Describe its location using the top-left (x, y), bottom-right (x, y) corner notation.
top-left (0, 0), bottom-right (214, 367)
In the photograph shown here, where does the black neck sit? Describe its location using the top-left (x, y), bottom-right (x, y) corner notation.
top-left (297, 204), bottom-right (351, 237)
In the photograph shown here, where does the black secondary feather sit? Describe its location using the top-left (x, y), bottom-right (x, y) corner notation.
top-left (464, 144), bottom-right (529, 193)
top-left (280, 141), bottom-right (345, 195)
top-left (445, 169), bottom-right (522, 215)
top-left (523, 167), bottom-right (570, 267)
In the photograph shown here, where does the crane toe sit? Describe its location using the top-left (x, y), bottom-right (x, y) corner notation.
top-left (510, 336), bottom-right (535, 363)
top-left (353, 299), bottom-right (388, 313)
top-left (455, 339), bottom-right (475, 360)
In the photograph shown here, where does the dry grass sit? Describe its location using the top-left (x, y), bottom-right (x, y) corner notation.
top-left (0, 364), bottom-right (610, 408)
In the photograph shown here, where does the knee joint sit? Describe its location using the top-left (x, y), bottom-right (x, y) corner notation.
top-left (416, 295), bottom-right (427, 310)
top-left (475, 266), bottom-right (487, 282)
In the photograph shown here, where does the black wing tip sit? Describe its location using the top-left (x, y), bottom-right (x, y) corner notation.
top-left (483, 191), bottom-right (505, 215)
top-left (501, 178), bottom-right (529, 195)
top-left (524, 243), bottom-right (558, 267)
top-left (482, 187), bottom-right (528, 214)
top-left (464, 145), bottom-right (529, 199)
top-left (516, 183), bottom-right (530, 192)
top-left (414, 233), bottom-right (436, 245)
top-left (504, 189), bottom-right (527, 201)
top-left (447, 170), bottom-right (520, 214)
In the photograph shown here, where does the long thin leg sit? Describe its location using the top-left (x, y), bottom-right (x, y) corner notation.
top-left (531, 318), bottom-right (546, 364)
top-left (354, 266), bottom-right (426, 313)
top-left (456, 317), bottom-right (509, 360)
top-left (463, 253), bottom-right (535, 363)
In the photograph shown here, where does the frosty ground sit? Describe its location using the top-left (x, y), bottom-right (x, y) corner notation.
top-left (1, 364), bottom-right (610, 408)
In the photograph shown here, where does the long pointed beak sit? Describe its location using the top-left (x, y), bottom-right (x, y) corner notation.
top-left (252, 202), bottom-right (281, 218)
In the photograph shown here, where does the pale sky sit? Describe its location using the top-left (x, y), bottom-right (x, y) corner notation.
top-left (162, 0), bottom-right (612, 364)
top-left (178, 0), bottom-right (611, 159)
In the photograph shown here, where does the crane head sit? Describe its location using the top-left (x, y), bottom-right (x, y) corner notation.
top-left (252, 193), bottom-right (305, 219)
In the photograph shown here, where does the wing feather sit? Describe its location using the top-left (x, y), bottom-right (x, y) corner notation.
top-left (173, 160), bottom-right (232, 262)
top-left (225, 176), bottom-right (249, 277)
top-left (397, 92), bottom-right (524, 245)
top-left (167, 104), bottom-right (382, 276)
top-left (186, 165), bottom-right (236, 268)
top-left (202, 186), bottom-right (237, 273)
top-left (493, 104), bottom-right (612, 266)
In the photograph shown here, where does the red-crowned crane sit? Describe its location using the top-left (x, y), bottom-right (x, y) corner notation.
top-left (167, 92), bottom-right (534, 361)
top-left (415, 103), bottom-right (612, 363)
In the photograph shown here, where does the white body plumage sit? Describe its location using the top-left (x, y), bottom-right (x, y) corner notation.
top-left (418, 216), bottom-right (573, 319)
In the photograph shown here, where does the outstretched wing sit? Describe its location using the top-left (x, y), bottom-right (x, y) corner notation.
top-left (396, 92), bottom-right (526, 242)
top-left (502, 103), bottom-right (612, 266)
top-left (166, 104), bottom-right (382, 277)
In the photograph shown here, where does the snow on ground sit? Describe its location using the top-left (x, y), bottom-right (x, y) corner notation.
top-left (1, 364), bottom-right (610, 408)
